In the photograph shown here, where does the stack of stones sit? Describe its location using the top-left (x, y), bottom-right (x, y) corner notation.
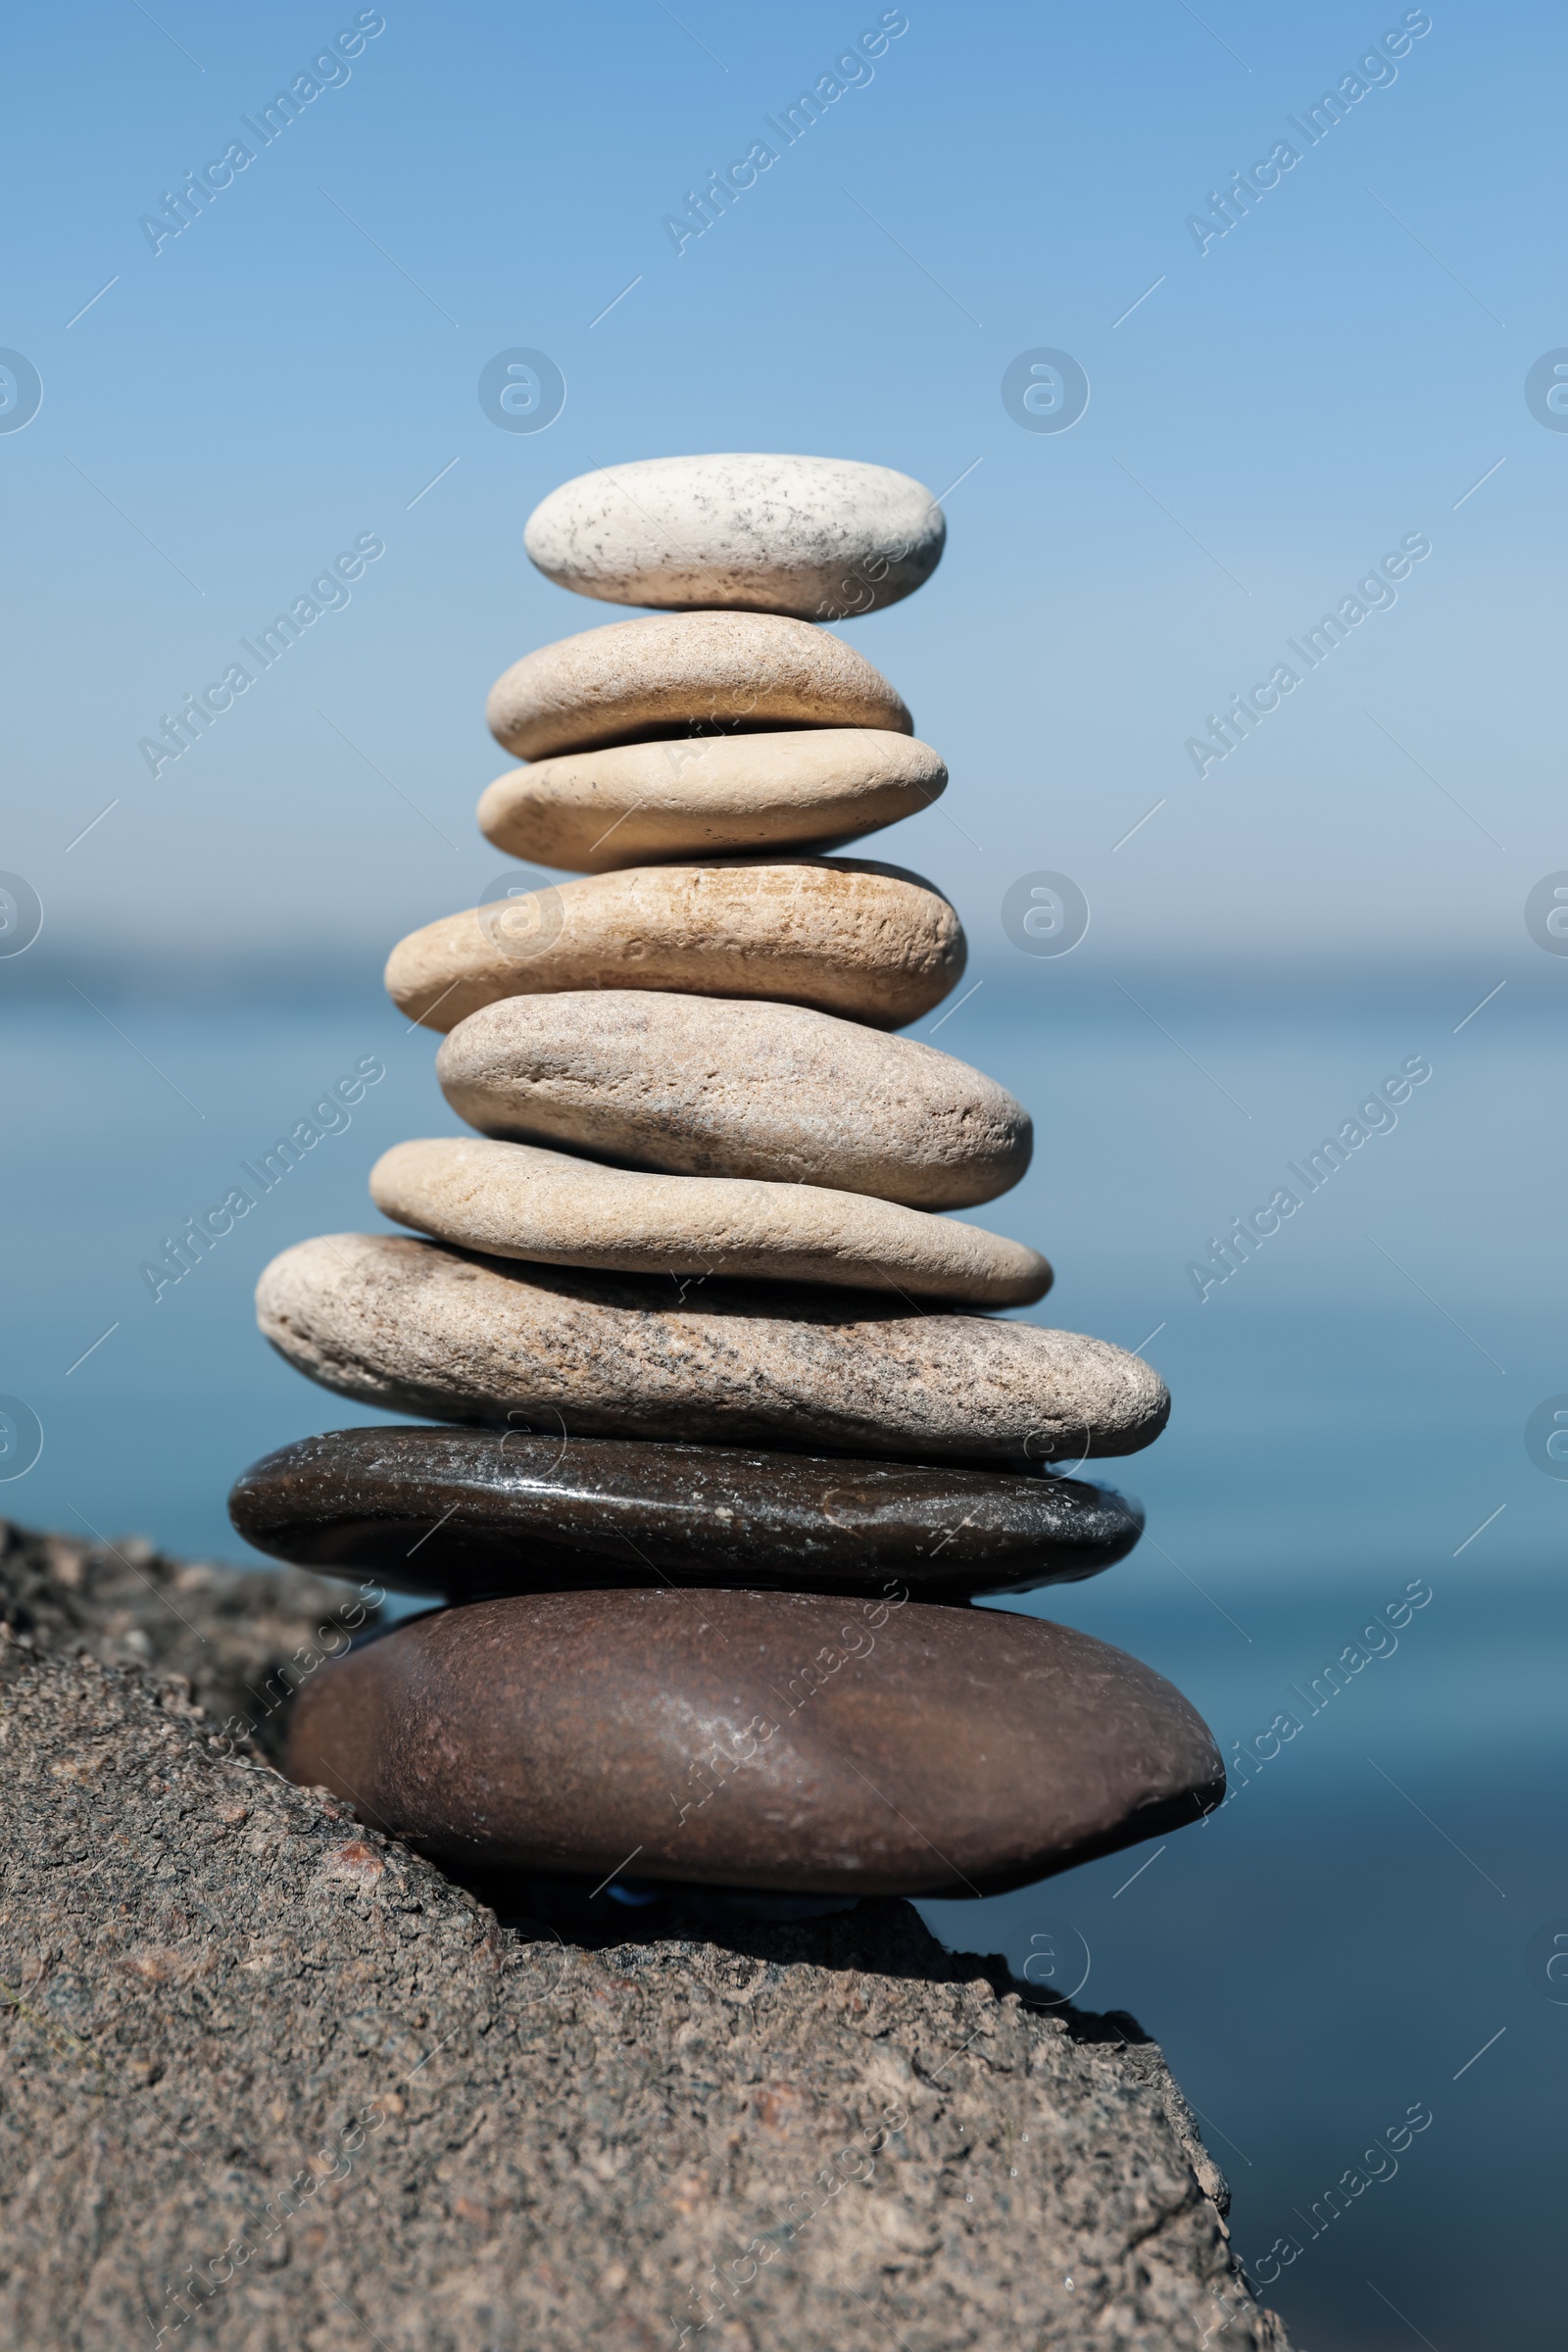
top-left (230, 453), bottom-right (1222, 1908)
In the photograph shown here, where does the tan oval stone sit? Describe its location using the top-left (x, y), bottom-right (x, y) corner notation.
top-left (522, 453), bottom-right (946, 619)
top-left (384, 859), bottom-right (964, 1033)
top-left (485, 611), bottom-right (911, 761)
top-left (256, 1233), bottom-right (1169, 1464)
top-left (476, 728), bottom-right (946, 872)
top-left (437, 992), bottom-right (1031, 1210)
top-left (369, 1137), bottom-right (1051, 1307)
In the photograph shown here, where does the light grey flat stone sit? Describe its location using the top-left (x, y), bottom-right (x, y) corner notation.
top-left (437, 991), bottom-right (1031, 1210)
top-left (255, 1242), bottom-right (1165, 1458)
top-left (476, 728), bottom-right (946, 871)
top-left (522, 452), bottom-right (945, 619)
top-left (384, 858), bottom-right (964, 1033)
top-left (256, 1233), bottom-right (1167, 1463)
top-left (486, 611), bottom-right (911, 761)
top-left (369, 1136), bottom-right (1051, 1306)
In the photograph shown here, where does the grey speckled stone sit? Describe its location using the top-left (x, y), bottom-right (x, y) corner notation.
top-left (226, 1426), bottom-right (1144, 1599)
top-left (384, 858), bottom-right (964, 1034)
top-left (437, 991), bottom-right (1032, 1210)
top-left (476, 727), bottom-right (946, 872)
top-left (369, 1137), bottom-right (1051, 1305)
top-left (486, 611), bottom-right (912, 760)
top-left (0, 1563), bottom-right (1295, 2352)
top-left (255, 1233), bottom-right (1169, 1462)
top-left (286, 1588), bottom-right (1222, 1894)
top-left (0, 1517), bottom-right (383, 1766)
top-left (523, 452), bottom-right (946, 619)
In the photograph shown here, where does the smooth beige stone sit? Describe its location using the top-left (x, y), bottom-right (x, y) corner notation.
top-left (486, 612), bottom-right (911, 761)
top-left (438, 992), bottom-right (1030, 1210)
top-left (522, 453), bottom-right (945, 619)
top-left (384, 859), bottom-right (964, 1033)
top-left (256, 1234), bottom-right (1169, 1464)
top-left (476, 728), bottom-right (946, 872)
top-left (369, 1136), bottom-right (1051, 1307)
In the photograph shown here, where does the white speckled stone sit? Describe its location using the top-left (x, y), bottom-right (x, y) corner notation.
top-left (256, 1232), bottom-right (1168, 1463)
top-left (369, 1136), bottom-right (1051, 1307)
top-left (383, 859), bottom-right (964, 1033)
top-left (476, 729), bottom-right (946, 872)
top-left (437, 991), bottom-right (1031, 1210)
top-left (486, 612), bottom-right (911, 762)
top-left (523, 453), bottom-right (945, 619)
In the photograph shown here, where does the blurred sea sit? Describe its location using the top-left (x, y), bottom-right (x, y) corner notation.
top-left (4, 948), bottom-right (1562, 2351)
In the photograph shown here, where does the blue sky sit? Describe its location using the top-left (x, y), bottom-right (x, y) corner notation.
top-left (2, 0), bottom-right (1563, 974)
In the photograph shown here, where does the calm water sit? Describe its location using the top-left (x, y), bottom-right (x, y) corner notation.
top-left (3, 954), bottom-right (1562, 2349)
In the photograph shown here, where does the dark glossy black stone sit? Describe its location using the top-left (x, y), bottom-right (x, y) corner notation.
top-left (228, 1426), bottom-right (1142, 1601)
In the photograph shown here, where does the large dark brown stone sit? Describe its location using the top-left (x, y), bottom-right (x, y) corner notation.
top-left (228, 1425), bottom-right (1144, 1599)
top-left (286, 1588), bottom-right (1222, 1896)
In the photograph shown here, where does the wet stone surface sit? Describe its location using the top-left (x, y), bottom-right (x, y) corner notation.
top-left (227, 1425), bottom-right (1144, 1598)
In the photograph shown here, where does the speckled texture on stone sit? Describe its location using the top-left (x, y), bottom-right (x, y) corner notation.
top-left (255, 1233), bottom-right (1169, 1462)
top-left (287, 1587), bottom-right (1224, 1895)
top-left (384, 858), bottom-right (964, 1033)
top-left (438, 992), bottom-right (1032, 1210)
top-left (0, 1515), bottom-right (382, 1763)
top-left (522, 452), bottom-right (946, 619)
top-left (369, 1137), bottom-right (1050, 1305)
top-left (226, 1427), bottom-right (1145, 1599)
top-left (486, 611), bottom-right (913, 760)
top-left (476, 727), bottom-right (947, 871)
top-left (0, 1608), bottom-right (1298, 2347)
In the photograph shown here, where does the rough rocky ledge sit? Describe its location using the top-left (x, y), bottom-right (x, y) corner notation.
top-left (0, 1519), bottom-right (1295, 2350)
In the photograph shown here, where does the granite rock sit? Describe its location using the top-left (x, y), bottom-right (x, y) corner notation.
top-left (385, 858), bottom-right (964, 1033)
top-left (522, 452), bottom-right (946, 618)
top-left (0, 1516), bottom-right (383, 1765)
top-left (0, 1560), bottom-right (1294, 2350)
top-left (255, 1233), bottom-right (1169, 1461)
top-left (287, 1587), bottom-right (1222, 1894)
top-left (486, 611), bottom-right (912, 760)
top-left (226, 1426), bottom-right (1144, 1598)
top-left (476, 726), bottom-right (946, 871)
top-left (438, 991), bottom-right (1032, 1208)
top-left (369, 1136), bottom-right (1050, 1305)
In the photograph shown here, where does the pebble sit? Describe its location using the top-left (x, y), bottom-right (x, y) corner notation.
top-left (254, 1233), bottom-right (1169, 1463)
top-left (383, 859), bottom-right (964, 1033)
top-left (227, 1426), bottom-right (1144, 1600)
top-left (486, 611), bottom-right (911, 761)
top-left (476, 727), bottom-right (946, 872)
top-left (368, 1136), bottom-right (1051, 1305)
top-left (522, 453), bottom-right (946, 619)
top-left (438, 992), bottom-right (1030, 1210)
top-left (284, 1587), bottom-right (1222, 1893)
